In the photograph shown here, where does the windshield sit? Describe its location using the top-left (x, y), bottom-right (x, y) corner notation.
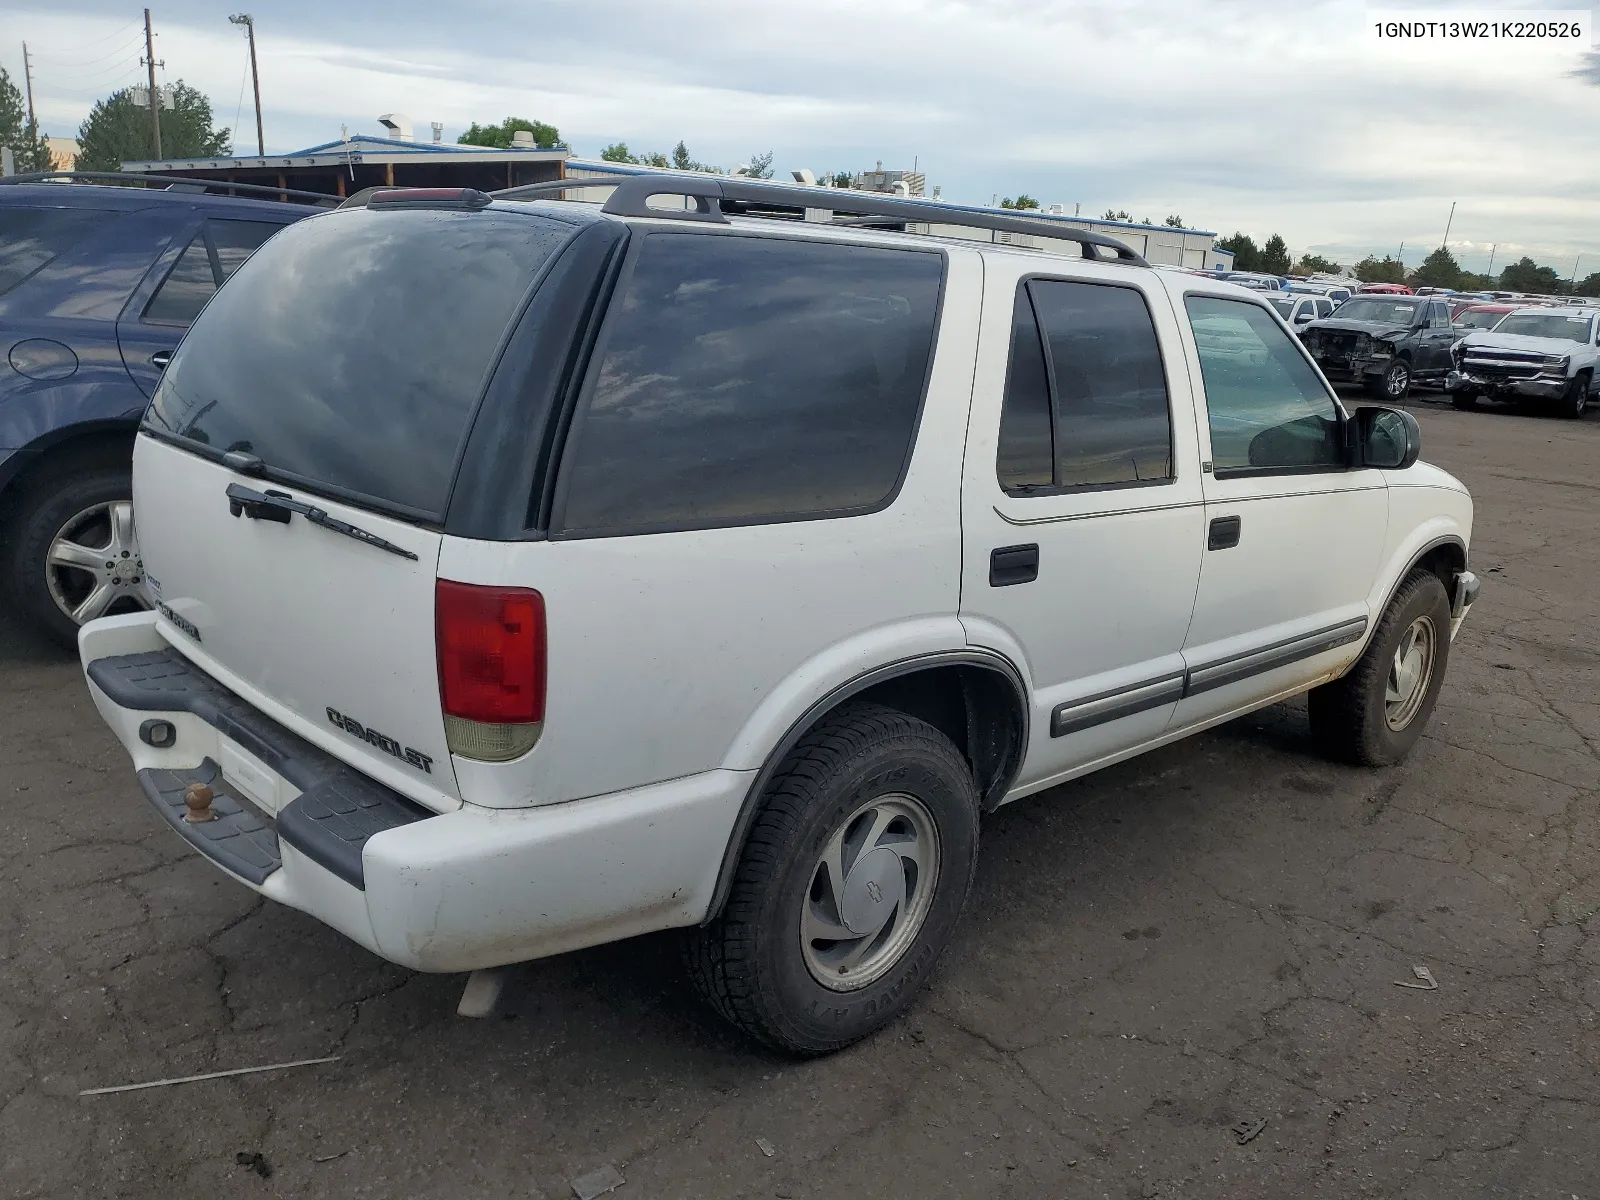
top-left (145, 205), bottom-right (578, 519)
top-left (1333, 298), bottom-right (1419, 325)
top-left (1454, 309), bottom-right (1507, 330)
top-left (1492, 312), bottom-right (1595, 343)
top-left (1269, 297), bottom-right (1295, 316)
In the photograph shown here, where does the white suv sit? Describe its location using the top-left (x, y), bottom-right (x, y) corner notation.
top-left (80, 177), bottom-right (1478, 1055)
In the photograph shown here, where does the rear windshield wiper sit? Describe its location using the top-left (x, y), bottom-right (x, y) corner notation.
top-left (225, 483), bottom-right (420, 561)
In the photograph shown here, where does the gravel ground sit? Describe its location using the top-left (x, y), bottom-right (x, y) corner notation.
top-left (1, 400), bottom-right (1596, 1200)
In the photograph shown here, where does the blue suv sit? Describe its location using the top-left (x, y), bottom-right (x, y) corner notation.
top-left (0, 179), bottom-right (320, 646)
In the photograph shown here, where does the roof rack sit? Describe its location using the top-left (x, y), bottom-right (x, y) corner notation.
top-left (0, 171), bottom-right (340, 207)
top-left (491, 175), bottom-right (1148, 265)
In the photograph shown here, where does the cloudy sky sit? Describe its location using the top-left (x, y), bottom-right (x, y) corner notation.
top-left (6, 1), bottom-right (1598, 273)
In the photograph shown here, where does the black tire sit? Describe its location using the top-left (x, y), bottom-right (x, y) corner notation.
top-left (1555, 373), bottom-right (1590, 419)
top-left (1365, 358), bottom-right (1411, 401)
top-left (3, 462), bottom-right (140, 650)
top-left (1308, 570), bottom-right (1452, 767)
top-left (684, 702), bottom-right (980, 1056)
top-left (1450, 391), bottom-right (1478, 410)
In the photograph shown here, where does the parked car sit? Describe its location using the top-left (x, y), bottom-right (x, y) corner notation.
top-left (1287, 282), bottom-right (1353, 304)
top-left (79, 178), bottom-right (1477, 1055)
top-left (1301, 294), bottom-right (1459, 398)
top-left (1448, 305), bottom-right (1600, 417)
top-left (1357, 282), bottom-right (1413, 295)
top-left (1267, 291), bottom-right (1333, 329)
top-left (1451, 303), bottom-right (1516, 331)
top-left (0, 176), bottom-right (323, 647)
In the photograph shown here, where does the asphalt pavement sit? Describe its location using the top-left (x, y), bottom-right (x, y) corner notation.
top-left (2, 399), bottom-right (1597, 1199)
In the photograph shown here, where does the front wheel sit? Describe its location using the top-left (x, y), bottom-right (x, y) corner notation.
top-left (684, 703), bottom-right (980, 1055)
top-left (1366, 358), bottom-right (1411, 400)
top-left (1555, 374), bottom-right (1590, 419)
top-left (1308, 570), bottom-right (1452, 766)
top-left (1450, 390), bottom-right (1478, 410)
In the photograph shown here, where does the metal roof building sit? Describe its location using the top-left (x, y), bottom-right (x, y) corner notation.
top-left (120, 133), bottom-right (567, 199)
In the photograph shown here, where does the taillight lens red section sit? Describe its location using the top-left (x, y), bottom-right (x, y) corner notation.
top-left (435, 580), bottom-right (546, 725)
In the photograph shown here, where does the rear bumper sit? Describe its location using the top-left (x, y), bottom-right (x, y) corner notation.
top-left (79, 612), bottom-right (750, 972)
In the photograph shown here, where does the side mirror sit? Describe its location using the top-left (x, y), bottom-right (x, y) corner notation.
top-left (1294, 311), bottom-right (1313, 323)
top-left (1351, 405), bottom-right (1421, 470)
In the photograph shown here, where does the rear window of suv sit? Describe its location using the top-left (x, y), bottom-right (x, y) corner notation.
top-left (553, 232), bottom-right (944, 538)
top-left (145, 206), bottom-right (578, 519)
top-left (0, 206), bottom-right (116, 297)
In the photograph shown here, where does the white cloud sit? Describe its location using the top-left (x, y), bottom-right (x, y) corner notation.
top-left (5, 0), bottom-right (1597, 271)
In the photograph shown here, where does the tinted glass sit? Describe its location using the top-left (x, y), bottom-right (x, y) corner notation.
top-left (0, 206), bottom-right (114, 297)
top-left (144, 219), bottom-right (287, 324)
top-left (1335, 298), bottom-right (1420, 325)
top-left (1030, 279), bottom-right (1172, 487)
top-left (1429, 301), bottom-right (1451, 329)
top-left (1269, 296), bottom-right (1294, 317)
top-left (556, 233), bottom-right (943, 537)
top-left (1455, 308), bottom-right (1505, 329)
top-left (1316, 299), bottom-right (1334, 317)
top-left (147, 207), bottom-right (575, 516)
top-left (996, 291), bottom-right (1053, 490)
top-left (1494, 312), bottom-right (1595, 342)
top-left (1185, 295), bottom-right (1343, 475)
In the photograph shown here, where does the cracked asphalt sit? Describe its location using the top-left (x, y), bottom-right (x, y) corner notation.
top-left (2, 400), bottom-right (1597, 1200)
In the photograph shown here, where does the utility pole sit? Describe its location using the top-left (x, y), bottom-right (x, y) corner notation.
top-left (1571, 254), bottom-right (1582, 286)
top-left (229, 14), bottom-right (263, 155)
top-left (142, 9), bottom-right (163, 159)
top-left (1440, 201), bottom-right (1455, 249)
top-left (1486, 243), bottom-right (1497, 279)
top-left (21, 42), bottom-right (35, 129)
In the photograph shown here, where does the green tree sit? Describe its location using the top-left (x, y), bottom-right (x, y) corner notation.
top-left (0, 67), bottom-right (51, 172)
top-left (1001, 194), bottom-right (1040, 210)
top-left (1102, 208), bottom-right (1131, 221)
top-left (1410, 246), bottom-right (1462, 290)
top-left (736, 150), bottom-right (774, 179)
top-left (76, 82), bottom-right (230, 171)
top-left (1354, 254), bottom-right (1406, 284)
top-left (1499, 256), bottom-right (1562, 293)
top-left (1260, 234), bottom-right (1291, 275)
top-left (830, 171), bottom-right (853, 189)
top-left (1217, 232), bottom-right (1260, 272)
top-left (458, 117), bottom-right (563, 150)
top-left (1294, 253), bottom-right (1342, 275)
top-left (1164, 215), bottom-right (1185, 228)
top-left (599, 141), bottom-right (637, 163)
top-left (672, 140), bottom-right (695, 170)
top-left (1574, 271), bottom-right (1600, 296)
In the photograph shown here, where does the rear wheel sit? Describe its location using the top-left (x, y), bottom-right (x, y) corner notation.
top-left (4, 464), bottom-right (150, 649)
top-left (1308, 570), bottom-right (1452, 766)
top-left (1450, 390), bottom-right (1478, 410)
top-left (684, 703), bottom-right (979, 1055)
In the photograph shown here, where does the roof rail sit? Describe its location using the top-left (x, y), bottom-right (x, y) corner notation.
top-left (0, 171), bottom-right (340, 207)
top-left (491, 175), bottom-right (1148, 265)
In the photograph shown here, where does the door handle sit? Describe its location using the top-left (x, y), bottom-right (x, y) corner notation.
top-left (1207, 516), bottom-right (1241, 550)
top-left (151, 350), bottom-right (172, 369)
top-left (990, 543), bottom-right (1039, 586)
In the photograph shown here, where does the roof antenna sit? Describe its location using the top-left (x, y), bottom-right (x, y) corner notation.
top-left (341, 123), bottom-right (354, 180)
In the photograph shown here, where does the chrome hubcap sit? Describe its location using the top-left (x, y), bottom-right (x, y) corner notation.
top-left (1386, 364), bottom-right (1409, 396)
top-left (800, 793), bottom-right (940, 991)
top-left (1385, 615), bottom-right (1436, 731)
top-left (45, 500), bottom-right (151, 625)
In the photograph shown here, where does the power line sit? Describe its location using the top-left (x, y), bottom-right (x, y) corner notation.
top-left (31, 34), bottom-right (145, 69)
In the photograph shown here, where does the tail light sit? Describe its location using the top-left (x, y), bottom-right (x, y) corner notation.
top-left (435, 580), bottom-right (545, 762)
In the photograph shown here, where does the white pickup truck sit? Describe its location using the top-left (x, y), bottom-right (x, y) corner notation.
top-left (80, 177), bottom-right (1477, 1054)
top-left (1448, 305), bottom-right (1600, 417)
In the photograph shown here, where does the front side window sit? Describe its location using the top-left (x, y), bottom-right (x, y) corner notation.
top-left (1185, 295), bottom-right (1344, 476)
top-left (1429, 301), bottom-right (1451, 329)
top-left (554, 233), bottom-right (944, 537)
top-left (144, 219), bottom-right (288, 325)
top-left (996, 279), bottom-right (1173, 492)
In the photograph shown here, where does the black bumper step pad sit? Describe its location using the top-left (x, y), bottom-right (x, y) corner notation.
top-left (93, 649), bottom-right (432, 889)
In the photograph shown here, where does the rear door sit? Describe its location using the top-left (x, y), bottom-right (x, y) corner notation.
top-left (134, 204), bottom-right (580, 811)
top-left (958, 262), bottom-right (1205, 795)
top-left (117, 216), bottom-right (293, 396)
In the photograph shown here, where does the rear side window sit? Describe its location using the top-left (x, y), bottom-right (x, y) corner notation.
top-left (147, 207), bottom-right (576, 518)
top-left (144, 219), bottom-right (287, 324)
top-left (996, 279), bottom-right (1173, 493)
top-left (554, 233), bottom-right (943, 538)
top-left (0, 206), bottom-right (115, 297)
